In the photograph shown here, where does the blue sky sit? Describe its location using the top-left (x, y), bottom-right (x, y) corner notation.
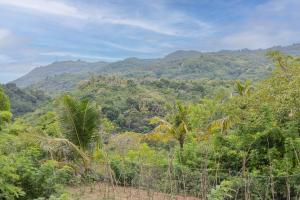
top-left (0, 0), bottom-right (300, 82)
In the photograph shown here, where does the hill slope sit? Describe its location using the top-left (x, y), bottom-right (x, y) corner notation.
top-left (13, 60), bottom-right (108, 87)
top-left (2, 83), bottom-right (49, 116)
top-left (25, 76), bottom-right (230, 133)
top-left (13, 43), bottom-right (300, 93)
top-left (101, 43), bottom-right (300, 80)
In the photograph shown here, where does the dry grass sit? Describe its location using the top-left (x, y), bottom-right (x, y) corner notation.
top-left (68, 183), bottom-right (201, 200)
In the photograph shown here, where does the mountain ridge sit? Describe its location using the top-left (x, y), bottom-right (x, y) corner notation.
top-left (13, 60), bottom-right (109, 87)
top-left (12, 43), bottom-right (300, 92)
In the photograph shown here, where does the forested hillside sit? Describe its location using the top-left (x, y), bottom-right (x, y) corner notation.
top-left (13, 44), bottom-right (300, 94)
top-left (2, 83), bottom-right (49, 116)
top-left (25, 76), bottom-right (230, 133)
top-left (1, 51), bottom-right (299, 199)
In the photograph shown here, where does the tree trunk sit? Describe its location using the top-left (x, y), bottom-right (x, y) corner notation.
top-left (179, 139), bottom-right (184, 150)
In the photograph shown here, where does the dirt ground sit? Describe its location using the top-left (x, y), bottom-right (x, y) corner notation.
top-left (68, 183), bottom-right (201, 200)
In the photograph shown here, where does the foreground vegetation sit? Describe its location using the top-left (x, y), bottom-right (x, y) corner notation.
top-left (0, 51), bottom-right (300, 199)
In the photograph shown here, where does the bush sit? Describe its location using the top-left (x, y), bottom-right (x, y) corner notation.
top-left (0, 111), bottom-right (12, 129)
top-left (0, 155), bottom-right (24, 199)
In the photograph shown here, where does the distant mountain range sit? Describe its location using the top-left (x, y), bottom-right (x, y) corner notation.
top-left (13, 43), bottom-right (300, 94)
top-left (13, 60), bottom-right (108, 87)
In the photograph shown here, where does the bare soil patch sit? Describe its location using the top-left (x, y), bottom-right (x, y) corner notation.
top-left (68, 183), bottom-right (201, 200)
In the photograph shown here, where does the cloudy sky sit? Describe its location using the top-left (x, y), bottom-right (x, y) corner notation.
top-left (0, 0), bottom-right (300, 82)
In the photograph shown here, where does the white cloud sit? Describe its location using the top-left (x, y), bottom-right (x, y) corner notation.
top-left (0, 62), bottom-right (47, 73)
top-left (39, 51), bottom-right (120, 61)
top-left (0, 0), bottom-right (86, 19)
top-left (90, 4), bottom-right (213, 36)
top-left (0, 54), bottom-right (15, 63)
top-left (0, 28), bottom-right (22, 49)
top-left (221, 0), bottom-right (300, 49)
top-left (0, 28), bottom-right (10, 39)
top-left (222, 31), bottom-right (297, 49)
top-left (0, 0), bottom-right (212, 36)
top-left (102, 18), bottom-right (179, 36)
top-left (256, 0), bottom-right (300, 13)
top-left (100, 41), bottom-right (156, 53)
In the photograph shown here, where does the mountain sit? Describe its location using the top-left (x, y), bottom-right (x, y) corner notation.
top-left (101, 50), bottom-right (271, 80)
top-left (13, 60), bottom-right (108, 87)
top-left (12, 43), bottom-right (300, 94)
top-left (268, 43), bottom-right (300, 55)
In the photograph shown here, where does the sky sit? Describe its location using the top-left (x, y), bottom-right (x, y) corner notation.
top-left (0, 0), bottom-right (300, 82)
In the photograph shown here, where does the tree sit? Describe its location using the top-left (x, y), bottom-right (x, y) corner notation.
top-left (207, 79), bottom-right (252, 135)
top-left (32, 95), bottom-right (100, 172)
top-left (0, 86), bottom-right (12, 129)
top-left (150, 102), bottom-right (189, 149)
top-left (59, 95), bottom-right (100, 151)
top-left (0, 86), bottom-right (10, 111)
top-left (266, 51), bottom-right (293, 71)
top-left (0, 154), bottom-right (24, 199)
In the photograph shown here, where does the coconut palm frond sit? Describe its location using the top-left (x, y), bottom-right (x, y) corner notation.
top-left (150, 102), bottom-right (190, 149)
top-left (143, 132), bottom-right (173, 142)
top-left (178, 121), bottom-right (188, 133)
top-left (150, 117), bottom-right (170, 126)
top-left (150, 117), bottom-right (173, 132)
top-left (208, 116), bottom-right (236, 134)
top-left (234, 80), bottom-right (244, 96)
top-left (26, 133), bottom-right (90, 167)
top-left (59, 95), bottom-right (99, 151)
top-left (60, 95), bottom-right (82, 148)
top-left (234, 80), bottom-right (253, 96)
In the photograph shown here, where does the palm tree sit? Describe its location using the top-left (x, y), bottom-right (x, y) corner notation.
top-left (234, 80), bottom-right (253, 96)
top-left (59, 95), bottom-right (100, 152)
top-left (150, 102), bottom-right (189, 149)
top-left (23, 95), bottom-right (99, 172)
top-left (27, 95), bottom-right (99, 172)
top-left (208, 80), bottom-right (249, 135)
top-left (208, 80), bottom-right (247, 135)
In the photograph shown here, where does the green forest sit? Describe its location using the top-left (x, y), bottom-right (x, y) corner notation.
top-left (0, 51), bottom-right (300, 200)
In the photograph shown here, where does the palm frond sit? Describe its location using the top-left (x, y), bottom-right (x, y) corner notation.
top-left (59, 95), bottom-right (99, 151)
top-left (150, 103), bottom-right (190, 149)
top-left (150, 117), bottom-right (173, 133)
top-left (208, 116), bottom-right (236, 134)
top-left (234, 80), bottom-right (253, 96)
top-left (60, 95), bottom-right (82, 148)
top-left (25, 133), bottom-right (91, 168)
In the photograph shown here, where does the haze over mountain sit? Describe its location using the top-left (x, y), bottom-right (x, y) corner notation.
top-left (13, 60), bottom-right (108, 87)
top-left (12, 43), bottom-right (300, 93)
